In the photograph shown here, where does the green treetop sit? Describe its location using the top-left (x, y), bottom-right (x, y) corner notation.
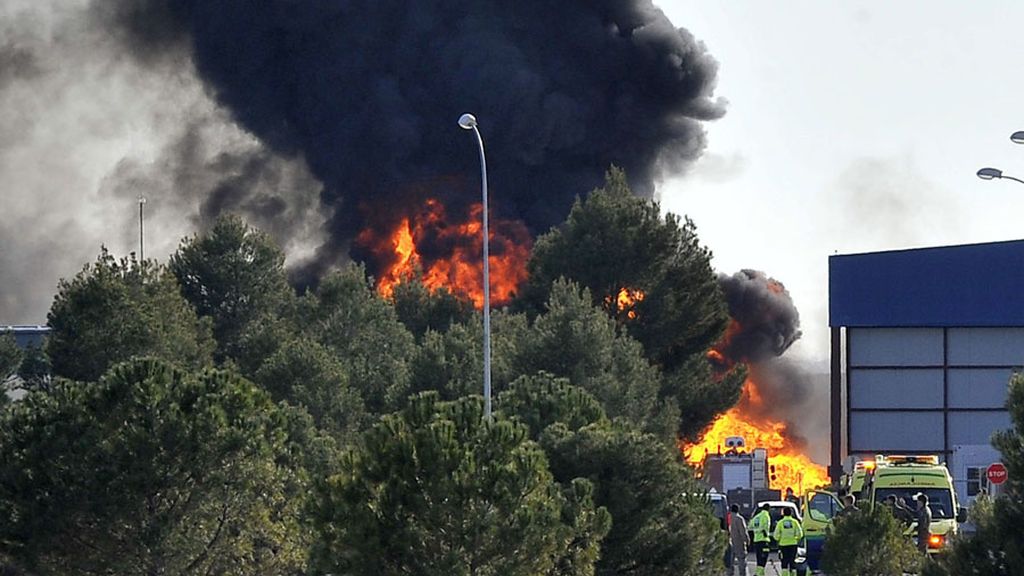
top-left (309, 392), bottom-right (611, 576)
top-left (0, 358), bottom-right (312, 575)
top-left (47, 248), bottom-right (214, 382)
top-left (170, 214), bottom-right (296, 363)
top-left (519, 167), bottom-right (729, 370)
top-left (305, 263), bottom-right (416, 415)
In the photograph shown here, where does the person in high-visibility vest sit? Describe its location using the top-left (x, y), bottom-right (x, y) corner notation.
top-left (772, 507), bottom-right (804, 576)
top-left (748, 503), bottom-right (772, 576)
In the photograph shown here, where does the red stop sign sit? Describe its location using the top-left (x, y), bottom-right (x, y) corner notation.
top-left (987, 462), bottom-right (1008, 485)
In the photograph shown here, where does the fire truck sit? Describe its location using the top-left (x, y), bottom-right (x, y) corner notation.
top-left (697, 436), bottom-right (781, 518)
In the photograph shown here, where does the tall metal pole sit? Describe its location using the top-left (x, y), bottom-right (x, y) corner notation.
top-left (460, 113), bottom-right (491, 419)
top-left (138, 196), bottom-right (147, 263)
top-left (829, 326), bottom-right (843, 484)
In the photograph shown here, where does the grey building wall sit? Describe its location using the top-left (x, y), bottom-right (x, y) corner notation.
top-left (846, 327), bottom-right (1015, 459)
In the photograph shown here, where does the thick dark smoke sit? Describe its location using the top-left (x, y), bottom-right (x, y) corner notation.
top-left (717, 269), bottom-right (802, 363)
top-left (0, 1), bottom-right (325, 324)
top-left (716, 269), bottom-right (829, 462)
top-left (104, 0), bottom-right (725, 279)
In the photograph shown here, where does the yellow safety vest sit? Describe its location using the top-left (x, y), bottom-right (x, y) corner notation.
top-left (750, 510), bottom-right (772, 543)
top-left (773, 516), bottom-right (803, 547)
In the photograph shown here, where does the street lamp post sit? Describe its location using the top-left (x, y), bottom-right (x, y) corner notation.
top-left (458, 113), bottom-right (492, 419)
top-left (977, 131), bottom-right (1024, 186)
top-left (138, 196), bottom-right (147, 262)
top-left (977, 167), bottom-right (1024, 186)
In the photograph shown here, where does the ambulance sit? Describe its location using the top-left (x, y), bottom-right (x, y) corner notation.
top-left (798, 454), bottom-right (967, 568)
top-left (861, 455), bottom-right (967, 552)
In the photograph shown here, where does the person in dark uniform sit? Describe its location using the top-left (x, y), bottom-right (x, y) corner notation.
top-left (915, 493), bottom-right (933, 554)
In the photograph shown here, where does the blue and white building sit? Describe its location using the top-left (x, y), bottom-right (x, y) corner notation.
top-left (1, 325), bottom-right (50, 350)
top-left (829, 240), bottom-right (1019, 505)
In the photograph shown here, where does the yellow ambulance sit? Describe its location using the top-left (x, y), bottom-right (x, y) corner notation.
top-left (861, 455), bottom-right (967, 552)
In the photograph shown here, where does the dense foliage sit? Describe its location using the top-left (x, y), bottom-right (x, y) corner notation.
top-left (46, 249), bottom-right (214, 381)
top-left (0, 333), bottom-right (20, 382)
top-left (3, 170), bottom-right (738, 573)
top-left (0, 359), bottom-right (313, 575)
top-left (170, 215), bottom-right (295, 363)
top-left (309, 393), bottom-right (611, 576)
top-left (820, 506), bottom-right (922, 576)
top-left (517, 168), bottom-right (741, 437)
top-left (498, 375), bottom-right (726, 576)
top-left (520, 167), bottom-right (729, 370)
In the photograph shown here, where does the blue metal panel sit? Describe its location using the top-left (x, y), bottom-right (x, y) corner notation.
top-left (830, 240), bottom-right (1024, 327)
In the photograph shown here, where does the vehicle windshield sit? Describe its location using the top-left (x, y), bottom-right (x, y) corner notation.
top-left (710, 498), bottom-right (726, 519)
top-left (767, 505), bottom-right (799, 525)
top-left (873, 488), bottom-right (954, 519)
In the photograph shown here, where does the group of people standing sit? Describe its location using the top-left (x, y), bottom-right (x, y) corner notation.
top-left (725, 492), bottom-right (935, 576)
top-left (728, 502), bottom-right (803, 576)
top-left (842, 492), bottom-right (934, 553)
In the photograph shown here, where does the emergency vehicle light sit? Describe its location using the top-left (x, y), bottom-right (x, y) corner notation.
top-left (888, 455), bottom-right (939, 466)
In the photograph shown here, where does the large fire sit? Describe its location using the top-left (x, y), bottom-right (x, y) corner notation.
top-left (357, 198), bottom-right (531, 308)
top-left (684, 377), bottom-right (830, 493)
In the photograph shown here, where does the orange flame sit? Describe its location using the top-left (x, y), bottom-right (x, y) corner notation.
top-left (358, 198), bottom-right (531, 308)
top-left (683, 379), bottom-right (829, 492)
top-left (605, 287), bottom-right (645, 320)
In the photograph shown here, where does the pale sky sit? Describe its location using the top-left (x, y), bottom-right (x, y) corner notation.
top-left (659, 1), bottom-right (1024, 363)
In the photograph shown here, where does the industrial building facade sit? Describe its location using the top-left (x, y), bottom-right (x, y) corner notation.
top-left (829, 240), bottom-right (1020, 505)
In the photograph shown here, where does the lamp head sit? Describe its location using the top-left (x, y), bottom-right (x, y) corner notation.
top-left (977, 167), bottom-right (1003, 180)
top-left (1012, 131), bottom-right (1024, 145)
top-left (458, 113), bottom-right (477, 130)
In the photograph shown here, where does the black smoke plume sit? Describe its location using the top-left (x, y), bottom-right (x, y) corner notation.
top-left (102, 0), bottom-right (725, 280)
top-left (717, 269), bottom-right (802, 363)
top-left (715, 269), bottom-right (829, 462)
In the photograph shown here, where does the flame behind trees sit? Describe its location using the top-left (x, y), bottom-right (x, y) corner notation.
top-left (519, 168), bottom-right (742, 439)
top-left (521, 168), bottom-right (730, 370)
top-left (683, 271), bottom-right (830, 491)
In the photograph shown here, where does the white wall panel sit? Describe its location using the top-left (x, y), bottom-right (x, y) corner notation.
top-left (948, 368), bottom-right (1013, 409)
top-left (948, 412), bottom-right (1012, 446)
top-left (849, 412), bottom-right (944, 452)
top-left (948, 328), bottom-right (1024, 366)
top-left (849, 369), bottom-right (943, 409)
top-left (849, 328), bottom-right (943, 367)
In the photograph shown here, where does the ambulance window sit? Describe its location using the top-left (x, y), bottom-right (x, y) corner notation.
top-left (809, 493), bottom-right (837, 520)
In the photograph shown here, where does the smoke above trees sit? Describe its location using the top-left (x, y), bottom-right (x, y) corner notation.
top-left (0, 0), bottom-right (725, 323)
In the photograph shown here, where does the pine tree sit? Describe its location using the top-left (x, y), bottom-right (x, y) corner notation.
top-left (0, 359), bottom-right (312, 575)
top-left (821, 506), bottom-right (922, 576)
top-left (309, 393), bottom-right (610, 576)
top-left (519, 167), bottom-right (729, 370)
top-left (170, 215), bottom-right (295, 363)
top-left (47, 249), bottom-right (214, 382)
